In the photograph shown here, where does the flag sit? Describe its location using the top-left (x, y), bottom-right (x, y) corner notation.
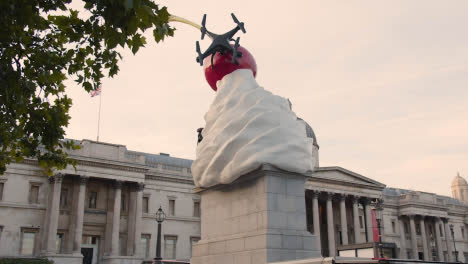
top-left (90, 87), bottom-right (101, 97)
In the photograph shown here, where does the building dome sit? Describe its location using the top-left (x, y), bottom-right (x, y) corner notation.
top-left (297, 118), bottom-right (319, 148)
top-left (451, 173), bottom-right (467, 187)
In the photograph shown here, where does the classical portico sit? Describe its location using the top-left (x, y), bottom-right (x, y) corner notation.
top-left (305, 166), bottom-right (385, 257)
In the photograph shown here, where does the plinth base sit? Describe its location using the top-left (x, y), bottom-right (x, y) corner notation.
top-left (191, 165), bottom-right (320, 264)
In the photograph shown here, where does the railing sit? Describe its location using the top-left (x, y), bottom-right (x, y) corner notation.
top-left (377, 258), bottom-right (462, 264)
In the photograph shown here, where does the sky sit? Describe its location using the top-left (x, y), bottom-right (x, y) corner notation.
top-left (64, 1), bottom-right (468, 196)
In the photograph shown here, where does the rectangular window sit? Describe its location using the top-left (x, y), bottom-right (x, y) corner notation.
top-left (193, 201), bottom-right (200, 217)
top-left (391, 220), bottom-right (396, 233)
top-left (140, 234), bottom-right (151, 258)
top-left (29, 185), bottom-right (40, 204)
top-left (143, 196), bottom-right (149, 214)
top-left (164, 236), bottom-right (177, 259)
top-left (359, 216), bottom-right (363, 228)
top-left (169, 199), bottom-right (175, 216)
top-left (60, 188), bottom-right (68, 208)
top-left (121, 193), bottom-right (127, 213)
top-left (416, 223), bottom-right (421, 235)
top-left (56, 233), bottom-right (63, 253)
top-left (88, 191), bottom-right (97, 209)
top-left (190, 237), bottom-right (200, 257)
top-left (21, 230), bottom-right (38, 255)
top-left (119, 236), bottom-right (126, 256)
top-left (0, 182), bottom-right (4, 201)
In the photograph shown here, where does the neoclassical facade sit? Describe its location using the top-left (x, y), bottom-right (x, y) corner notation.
top-left (0, 140), bottom-right (200, 264)
top-left (0, 137), bottom-right (467, 264)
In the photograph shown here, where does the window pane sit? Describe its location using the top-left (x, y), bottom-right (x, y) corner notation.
top-left (193, 201), bottom-right (200, 217)
top-left (164, 236), bottom-right (177, 259)
top-left (56, 234), bottom-right (63, 253)
top-left (0, 182), bottom-right (4, 200)
top-left (143, 197), bottom-right (149, 213)
top-left (29, 186), bottom-right (39, 204)
top-left (60, 189), bottom-right (68, 208)
top-left (190, 237), bottom-right (200, 256)
top-left (169, 200), bottom-right (175, 216)
top-left (21, 232), bottom-right (36, 255)
top-left (121, 194), bottom-right (127, 212)
top-left (140, 235), bottom-right (150, 258)
top-left (89, 192), bottom-right (97, 208)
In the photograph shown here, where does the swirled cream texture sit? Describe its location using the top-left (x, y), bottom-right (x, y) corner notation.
top-left (192, 69), bottom-right (315, 188)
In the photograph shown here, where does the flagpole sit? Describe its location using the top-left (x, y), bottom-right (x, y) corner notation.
top-left (97, 87), bottom-right (102, 142)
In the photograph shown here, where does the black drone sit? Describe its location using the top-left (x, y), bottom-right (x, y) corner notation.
top-left (195, 13), bottom-right (246, 67)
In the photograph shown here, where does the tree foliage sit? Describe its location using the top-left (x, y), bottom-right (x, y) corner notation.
top-left (0, 0), bottom-right (175, 175)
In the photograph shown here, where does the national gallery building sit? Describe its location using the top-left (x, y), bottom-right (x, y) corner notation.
top-left (0, 129), bottom-right (467, 263)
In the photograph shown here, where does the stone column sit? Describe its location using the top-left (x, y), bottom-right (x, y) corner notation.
top-left (73, 176), bottom-right (88, 253)
top-left (352, 196), bottom-right (361, 244)
top-left (398, 216), bottom-right (407, 258)
top-left (133, 183), bottom-right (144, 256)
top-left (311, 190), bottom-right (321, 253)
top-left (363, 199), bottom-right (373, 243)
top-left (434, 217), bottom-right (444, 261)
top-left (444, 218), bottom-right (454, 262)
top-left (326, 193), bottom-right (335, 257)
top-left (409, 215), bottom-right (418, 259)
top-left (339, 195), bottom-right (348, 245)
top-left (420, 217), bottom-right (429, 261)
top-left (111, 181), bottom-right (122, 256)
top-left (45, 174), bottom-right (63, 254)
top-left (127, 189), bottom-right (136, 255)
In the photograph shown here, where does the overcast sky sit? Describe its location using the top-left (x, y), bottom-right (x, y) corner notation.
top-left (64, 0), bottom-right (468, 196)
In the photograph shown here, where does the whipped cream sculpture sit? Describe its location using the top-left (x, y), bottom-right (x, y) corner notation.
top-left (192, 70), bottom-right (316, 187)
top-left (169, 14), bottom-right (316, 187)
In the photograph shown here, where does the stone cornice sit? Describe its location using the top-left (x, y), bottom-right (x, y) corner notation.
top-left (22, 157), bottom-right (148, 174)
top-left (306, 176), bottom-right (384, 192)
top-left (145, 174), bottom-right (194, 185)
top-left (314, 166), bottom-right (386, 188)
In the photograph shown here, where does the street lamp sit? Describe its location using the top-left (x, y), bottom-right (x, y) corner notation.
top-left (372, 200), bottom-right (384, 258)
top-left (154, 206), bottom-right (166, 264)
top-left (449, 224), bottom-right (459, 262)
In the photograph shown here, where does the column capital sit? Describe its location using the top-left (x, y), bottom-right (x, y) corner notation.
top-left (351, 195), bottom-right (360, 203)
top-left (136, 183), bottom-right (145, 192)
top-left (441, 217), bottom-right (449, 223)
top-left (115, 180), bottom-right (123, 189)
top-left (361, 197), bottom-right (371, 205)
top-left (339, 194), bottom-right (348, 201)
top-left (49, 173), bottom-right (64, 184)
top-left (326, 192), bottom-right (334, 201)
top-left (79, 176), bottom-right (89, 185)
top-left (408, 214), bottom-right (416, 220)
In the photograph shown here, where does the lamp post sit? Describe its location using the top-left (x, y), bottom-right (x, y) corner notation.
top-left (449, 224), bottom-right (459, 262)
top-left (154, 206), bottom-right (166, 264)
top-left (372, 200), bottom-right (384, 258)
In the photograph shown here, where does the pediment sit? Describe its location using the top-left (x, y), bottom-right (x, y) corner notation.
top-left (309, 166), bottom-right (385, 190)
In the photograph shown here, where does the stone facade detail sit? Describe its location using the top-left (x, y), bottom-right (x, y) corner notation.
top-left (0, 139), bottom-right (467, 263)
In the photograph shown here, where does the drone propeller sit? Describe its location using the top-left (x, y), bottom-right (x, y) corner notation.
top-left (195, 41), bottom-right (203, 66)
top-left (231, 37), bottom-right (242, 65)
top-left (231, 13), bottom-right (246, 33)
top-left (200, 14), bottom-right (207, 40)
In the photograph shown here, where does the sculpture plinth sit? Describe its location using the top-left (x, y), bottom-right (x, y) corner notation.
top-left (191, 164), bottom-right (320, 264)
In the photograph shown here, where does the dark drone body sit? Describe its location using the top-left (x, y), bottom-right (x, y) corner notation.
top-left (195, 13), bottom-right (246, 68)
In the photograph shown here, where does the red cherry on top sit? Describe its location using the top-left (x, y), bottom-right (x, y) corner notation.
top-left (203, 45), bottom-right (257, 91)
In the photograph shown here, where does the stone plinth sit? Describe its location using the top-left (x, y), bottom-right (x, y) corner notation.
top-left (191, 164), bottom-right (320, 264)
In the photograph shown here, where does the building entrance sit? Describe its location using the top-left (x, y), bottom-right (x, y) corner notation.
top-left (81, 248), bottom-right (93, 264)
top-left (82, 235), bottom-right (99, 264)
